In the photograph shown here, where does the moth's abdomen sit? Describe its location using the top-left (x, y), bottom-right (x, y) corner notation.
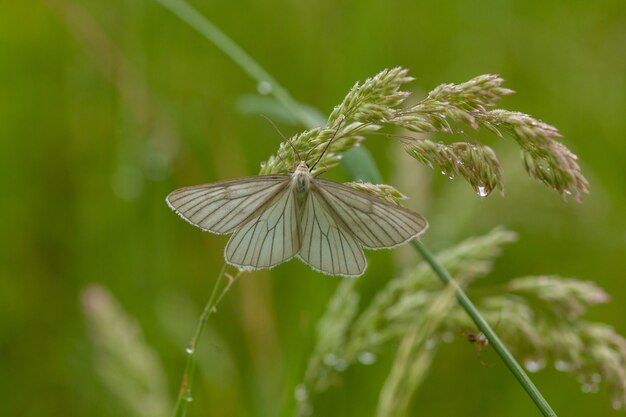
top-left (295, 175), bottom-right (309, 194)
top-left (292, 167), bottom-right (312, 210)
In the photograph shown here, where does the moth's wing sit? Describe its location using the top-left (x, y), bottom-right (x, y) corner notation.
top-left (297, 191), bottom-right (366, 277)
top-left (166, 175), bottom-right (291, 234)
top-left (311, 178), bottom-right (428, 249)
top-left (225, 184), bottom-right (301, 270)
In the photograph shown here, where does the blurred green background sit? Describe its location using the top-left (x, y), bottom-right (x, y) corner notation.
top-left (2, 0), bottom-right (625, 416)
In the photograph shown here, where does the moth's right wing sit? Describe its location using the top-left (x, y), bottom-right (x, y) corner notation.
top-left (312, 179), bottom-right (428, 249)
top-left (297, 191), bottom-right (367, 277)
top-left (166, 175), bottom-right (291, 234)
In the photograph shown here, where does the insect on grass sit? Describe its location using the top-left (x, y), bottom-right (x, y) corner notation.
top-left (167, 123), bottom-right (428, 277)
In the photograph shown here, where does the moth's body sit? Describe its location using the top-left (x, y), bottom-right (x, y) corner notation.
top-left (292, 161), bottom-right (312, 211)
top-left (167, 160), bottom-right (428, 277)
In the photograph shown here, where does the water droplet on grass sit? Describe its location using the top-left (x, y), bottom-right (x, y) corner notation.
top-left (334, 359), bottom-right (348, 372)
top-left (441, 332), bottom-right (454, 343)
top-left (257, 80), bottom-right (272, 95)
top-left (294, 384), bottom-right (308, 402)
top-left (300, 404), bottom-right (313, 416)
top-left (554, 360), bottom-right (571, 372)
top-left (425, 338), bottom-right (438, 350)
top-left (357, 351), bottom-right (377, 365)
top-left (323, 353), bottom-right (337, 366)
top-left (524, 358), bottom-right (545, 373)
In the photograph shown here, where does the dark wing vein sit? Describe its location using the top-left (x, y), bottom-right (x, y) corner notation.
top-left (312, 179), bottom-right (428, 249)
top-left (297, 191), bottom-right (366, 276)
top-left (166, 175), bottom-right (291, 235)
top-left (225, 187), bottom-right (300, 270)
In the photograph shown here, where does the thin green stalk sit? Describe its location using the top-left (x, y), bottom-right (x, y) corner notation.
top-left (411, 240), bottom-right (557, 417)
top-left (172, 264), bottom-right (240, 417)
top-left (155, 1), bottom-right (558, 415)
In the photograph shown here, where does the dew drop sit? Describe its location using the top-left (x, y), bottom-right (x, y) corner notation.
top-left (477, 186), bottom-right (488, 197)
top-left (334, 358), bottom-right (348, 372)
top-left (186, 343), bottom-right (194, 354)
top-left (294, 384), bottom-right (308, 402)
top-left (256, 80), bottom-right (273, 95)
top-left (323, 353), bottom-right (337, 367)
top-left (425, 338), bottom-right (438, 350)
top-left (185, 396), bottom-right (193, 403)
top-left (441, 332), bottom-right (454, 343)
top-left (357, 351), bottom-right (377, 365)
top-left (524, 358), bottom-right (545, 373)
top-left (300, 404), bottom-right (314, 416)
top-left (554, 360), bottom-right (571, 372)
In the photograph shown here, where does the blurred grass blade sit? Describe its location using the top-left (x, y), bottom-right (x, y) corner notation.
top-left (153, 0), bottom-right (322, 129)
top-left (300, 227), bottom-right (517, 412)
top-left (236, 94), bottom-right (326, 127)
top-left (340, 147), bottom-right (384, 183)
top-left (376, 282), bottom-right (458, 417)
top-left (82, 284), bottom-right (170, 417)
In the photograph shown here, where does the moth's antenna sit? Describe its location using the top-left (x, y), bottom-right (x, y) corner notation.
top-left (286, 138), bottom-right (301, 165)
top-left (309, 116), bottom-right (345, 171)
top-left (261, 115), bottom-right (301, 163)
top-left (275, 148), bottom-right (289, 170)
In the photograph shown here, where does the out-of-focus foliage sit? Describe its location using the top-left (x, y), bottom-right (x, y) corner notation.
top-left (1, 1), bottom-right (625, 417)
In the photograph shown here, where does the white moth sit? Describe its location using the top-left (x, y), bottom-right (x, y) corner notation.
top-left (166, 161), bottom-right (427, 277)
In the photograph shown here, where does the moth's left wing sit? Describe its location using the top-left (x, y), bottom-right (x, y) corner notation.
top-left (311, 179), bottom-right (428, 249)
top-left (166, 175), bottom-right (291, 234)
top-left (225, 185), bottom-right (301, 270)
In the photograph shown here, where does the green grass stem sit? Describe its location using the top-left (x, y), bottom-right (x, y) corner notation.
top-left (171, 264), bottom-right (240, 417)
top-left (411, 240), bottom-right (557, 417)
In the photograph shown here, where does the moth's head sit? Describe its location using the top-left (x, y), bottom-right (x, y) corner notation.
top-left (296, 161), bottom-right (309, 172)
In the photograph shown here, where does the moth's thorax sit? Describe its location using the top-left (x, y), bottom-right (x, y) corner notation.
top-left (292, 161), bottom-right (312, 206)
